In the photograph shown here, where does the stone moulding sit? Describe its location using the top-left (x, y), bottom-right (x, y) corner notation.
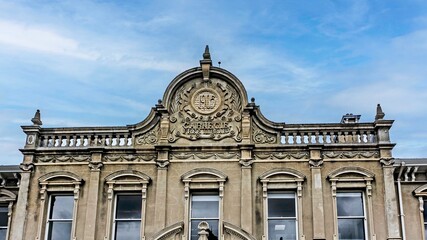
top-left (35, 155), bottom-right (91, 163)
top-left (322, 151), bottom-right (379, 159)
top-left (223, 222), bottom-right (256, 240)
top-left (135, 125), bottom-right (159, 145)
top-left (149, 221), bottom-right (184, 240)
top-left (103, 154), bottom-right (156, 162)
top-left (170, 152), bottom-right (240, 160)
top-left (254, 152), bottom-right (309, 160)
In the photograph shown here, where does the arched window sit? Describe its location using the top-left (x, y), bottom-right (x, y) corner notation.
top-left (36, 171), bottom-right (83, 240)
top-left (0, 189), bottom-right (17, 240)
top-left (181, 168), bottom-right (227, 240)
top-left (328, 167), bottom-right (375, 240)
top-left (104, 170), bottom-right (150, 240)
top-left (259, 168), bottom-right (306, 240)
top-left (413, 184), bottom-right (427, 240)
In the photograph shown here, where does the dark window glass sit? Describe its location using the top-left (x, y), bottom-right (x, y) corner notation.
top-left (114, 221), bottom-right (141, 240)
top-left (337, 192), bottom-right (364, 217)
top-left (338, 219), bottom-right (364, 240)
top-left (0, 229), bottom-right (6, 240)
top-left (0, 207), bottom-right (7, 226)
top-left (47, 222), bottom-right (72, 240)
top-left (50, 195), bottom-right (74, 219)
top-left (116, 195), bottom-right (142, 219)
top-left (47, 195), bottom-right (74, 240)
top-left (114, 194), bottom-right (142, 240)
top-left (190, 194), bottom-right (219, 240)
top-left (268, 193), bottom-right (296, 218)
top-left (424, 200), bottom-right (427, 240)
top-left (268, 219), bottom-right (296, 240)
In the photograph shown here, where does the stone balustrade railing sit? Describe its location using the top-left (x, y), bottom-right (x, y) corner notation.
top-left (281, 123), bottom-right (377, 145)
top-left (37, 127), bottom-right (133, 148)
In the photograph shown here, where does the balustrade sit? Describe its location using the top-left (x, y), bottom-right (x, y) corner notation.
top-left (37, 129), bottom-right (133, 149)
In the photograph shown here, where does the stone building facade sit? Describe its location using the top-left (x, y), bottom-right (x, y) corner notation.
top-left (1, 47), bottom-right (426, 240)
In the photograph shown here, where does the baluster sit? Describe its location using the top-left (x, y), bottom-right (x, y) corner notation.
top-left (300, 132), bottom-right (304, 144)
top-left (307, 132), bottom-right (312, 144)
top-left (284, 132), bottom-right (289, 144)
top-left (292, 132), bottom-right (297, 144)
top-left (344, 132), bottom-right (349, 143)
top-left (314, 132), bottom-right (319, 144)
top-left (322, 132), bottom-right (327, 144)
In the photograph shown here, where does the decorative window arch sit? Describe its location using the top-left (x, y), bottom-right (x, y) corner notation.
top-left (0, 189), bottom-right (17, 240)
top-left (413, 184), bottom-right (427, 240)
top-left (259, 168), bottom-right (306, 240)
top-left (36, 171), bottom-right (83, 240)
top-left (181, 168), bottom-right (227, 240)
top-left (327, 167), bottom-right (375, 240)
top-left (104, 170), bottom-right (151, 240)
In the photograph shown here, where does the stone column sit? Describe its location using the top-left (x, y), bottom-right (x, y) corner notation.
top-left (381, 158), bottom-right (402, 240)
top-left (239, 144), bottom-right (254, 234)
top-left (309, 147), bottom-right (326, 240)
top-left (154, 145), bottom-right (170, 231)
top-left (9, 162), bottom-right (34, 240)
top-left (83, 152), bottom-right (103, 240)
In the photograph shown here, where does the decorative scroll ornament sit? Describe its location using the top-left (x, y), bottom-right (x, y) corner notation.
top-left (36, 155), bottom-right (91, 163)
top-left (19, 163), bottom-right (34, 172)
top-left (170, 152), bottom-right (240, 160)
top-left (168, 79), bottom-right (242, 143)
top-left (322, 151), bottom-right (379, 159)
top-left (380, 157), bottom-right (395, 166)
top-left (252, 124), bottom-right (276, 144)
top-left (135, 125), bottom-right (159, 145)
top-left (309, 159), bottom-right (324, 167)
top-left (103, 154), bottom-right (156, 162)
top-left (88, 162), bottom-right (103, 171)
top-left (254, 152), bottom-right (309, 160)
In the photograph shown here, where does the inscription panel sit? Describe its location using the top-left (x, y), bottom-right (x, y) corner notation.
top-left (169, 78), bottom-right (242, 142)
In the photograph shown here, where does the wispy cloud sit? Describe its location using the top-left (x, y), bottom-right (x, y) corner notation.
top-left (0, 20), bottom-right (98, 60)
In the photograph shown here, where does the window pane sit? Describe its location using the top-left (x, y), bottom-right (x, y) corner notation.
top-left (191, 195), bottom-right (219, 218)
top-left (268, 193), bottom-right (295, 218)
top-left (337, 192), bottom-right (364, 217)
top-left (47, 221), bottom-right (72, 240)
top-left (424, 200), bottom-right (427, 223)
top-left (268, 219), bottom-right (296, 240)
top-left (190, 220), bottom-right (219, 240)
top-left (0, 229), bottom-right (6, 240)
top-left (50, 195), bottom-right (74, 219)
top-left (116, 195), bottom-right (142, 219)
top-left (338, 219), bottom-right (364, 240)
top-left (0, 207), bottom-right (7, 226)
top-left (115, 221), bottom-right (141, 240)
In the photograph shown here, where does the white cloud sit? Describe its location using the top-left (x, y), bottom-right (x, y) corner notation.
top-left (0, 20), bottom-right (99, 60)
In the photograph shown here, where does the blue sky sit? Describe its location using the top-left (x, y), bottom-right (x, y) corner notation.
top-left (1, 0), bottom-right (426, 164)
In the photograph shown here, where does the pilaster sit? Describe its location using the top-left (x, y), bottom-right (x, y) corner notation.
top-left (83, 150), bottom-right (103, 240)
top-left (309, 146), bottom-right (326, 240)
top-left (239, 144), bottom-right (254, 234)
top-left (9, 160), bottom-right (34, 240)
top-left (154, 145), bottom-right (170, 231)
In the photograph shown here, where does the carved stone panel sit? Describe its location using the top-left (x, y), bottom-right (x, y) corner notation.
top-left (168, 78), bottom-right (242, 143)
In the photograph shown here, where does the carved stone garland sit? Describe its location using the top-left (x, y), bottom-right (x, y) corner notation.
top-left (168, 79), bottom-right (242, 142)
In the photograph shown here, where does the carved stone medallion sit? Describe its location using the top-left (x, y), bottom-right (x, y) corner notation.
top-left (168, 79), bottom-right (242, 142)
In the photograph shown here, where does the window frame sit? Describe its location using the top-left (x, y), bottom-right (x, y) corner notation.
top-left (328, 167), bottom-right (375, 240)
top-left (37, 171), bottom-right (82, 240)
top-left (0, 189), bottom-right (16, 240)
top-left (266, 191), bottom-right (298, 240)
top-left (104, 170), bottom-right (150, 240)
top-left (181, 168), bottom-right (227, 240)
top-left (413, 184), bottom-right (427, 240)
top-left (45, 193), bottom-right (75, 240)
top-left (189, 192), bottom-right (220, 240)
top-left (259, 168), bottom-right (305, 240)
top-left (336, 191), bottom-right (368, 240)
top-left (111, 193), bottom-right (143, 240)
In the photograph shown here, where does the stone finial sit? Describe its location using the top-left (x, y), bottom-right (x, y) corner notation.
top-left (200, 45), bottom-right (212, 80)
top-left (31, 109), bottom-right (42, 126)
top-left (197, 221), bottom-right (210, 240)
top-left (375, 104), bottom-right (385, 120)
top-left (203, 45), bottom-right (211, 60)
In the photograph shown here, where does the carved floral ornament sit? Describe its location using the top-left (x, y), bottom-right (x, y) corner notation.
top-left (252, 123), bottom-right (277, 144)
top-left (135, 125), bottom-right (159, 145)
top-left (168, 79), bottom-right (243, 143)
